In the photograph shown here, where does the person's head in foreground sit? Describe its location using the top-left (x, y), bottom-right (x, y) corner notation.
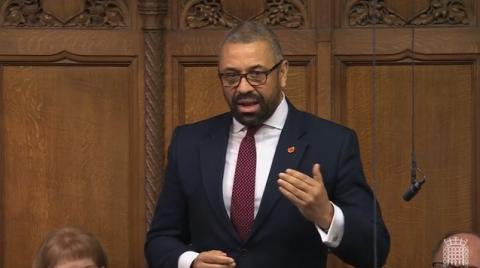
top-left (432, 232), bottom-right (480, 268)
top-left (33, 226), bottom-right (107, 268)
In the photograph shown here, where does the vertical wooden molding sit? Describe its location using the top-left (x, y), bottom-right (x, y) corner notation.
top-left (138, 0), bottom-right (167, 227)
top-left (0, 66), bottom-right (4, 266)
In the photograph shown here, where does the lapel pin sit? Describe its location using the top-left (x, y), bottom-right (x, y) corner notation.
top-left (287, 146), bottom-right (295, 154)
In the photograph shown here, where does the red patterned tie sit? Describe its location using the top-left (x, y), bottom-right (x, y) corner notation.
top-left (231, 126), bottom-right (261, 242)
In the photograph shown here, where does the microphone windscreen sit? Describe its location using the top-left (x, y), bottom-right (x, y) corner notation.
top-left (402, 185), bottom-right (418, 201)
top-left (403, 180), bottom-right (425, 201)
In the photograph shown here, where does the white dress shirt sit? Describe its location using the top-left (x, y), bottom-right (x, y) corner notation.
top-left (178, 95), bottom-right (345, 268)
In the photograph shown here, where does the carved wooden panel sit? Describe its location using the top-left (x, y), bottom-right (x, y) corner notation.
top-left (0, 0), bottom-right (128, 27)
top-left (0, 0), bottom-right (156, 267)
top-left (0, 55), bottom-right (143, 267)
top-left (336, 58), bottom-right (476, 267)
top-left (178, 0), bottom-right (307, 29)
top-left (345, 0), bottom-right (472, 27)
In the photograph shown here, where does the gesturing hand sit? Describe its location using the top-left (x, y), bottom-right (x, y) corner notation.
top-left (192, 250), bottom-right (236, 268)
top-left (277, 163), bottom-right (333, 230)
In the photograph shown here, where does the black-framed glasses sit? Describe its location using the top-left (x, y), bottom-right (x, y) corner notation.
top-left (218, 60), bottom-right (284, 88)
top-left (432, 262), bottom-right (478, 268)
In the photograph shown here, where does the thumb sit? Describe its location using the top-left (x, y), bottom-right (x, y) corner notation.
top-left (312, 163), bottom-right (323, 183)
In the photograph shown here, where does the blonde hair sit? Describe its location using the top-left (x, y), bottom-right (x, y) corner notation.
top-left (33, 227), bottom-right (107, 268)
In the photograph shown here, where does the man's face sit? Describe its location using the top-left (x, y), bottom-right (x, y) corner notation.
top-left (218, 40), bottom-right (288, 127)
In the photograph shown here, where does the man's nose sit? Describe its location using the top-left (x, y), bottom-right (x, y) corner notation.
top-left (236, 76), bottom-right (254, 93)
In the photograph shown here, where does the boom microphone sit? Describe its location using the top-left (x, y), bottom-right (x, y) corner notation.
top-left (402, 153), bottom-right (426, 201)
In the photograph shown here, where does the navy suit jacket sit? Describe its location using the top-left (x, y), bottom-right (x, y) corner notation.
top-left (145, 103), bottom-right (390, 268)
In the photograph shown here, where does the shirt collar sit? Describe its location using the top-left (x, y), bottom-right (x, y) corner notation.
top-left (232, 93), bottom-right (288, 133)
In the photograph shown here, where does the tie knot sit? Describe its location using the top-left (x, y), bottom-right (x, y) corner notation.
top-left (246, 125), bottom-right (262, 137)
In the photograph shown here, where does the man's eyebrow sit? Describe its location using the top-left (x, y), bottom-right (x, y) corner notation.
top-left (220, 67), bottom-right (242, 73)
top-left (248, 64), bottom-right (267, 71)
top-left (220, 64), bottom-right (267, 73)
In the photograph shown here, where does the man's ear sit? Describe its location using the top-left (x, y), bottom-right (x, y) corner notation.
top-left (279, 60), bottom-right (289, 88)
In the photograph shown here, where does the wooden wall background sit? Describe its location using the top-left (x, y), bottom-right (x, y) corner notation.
top-left (0, 0), bottom-right (478, 267)
top-left (0, 0), bottom-right (162, 267)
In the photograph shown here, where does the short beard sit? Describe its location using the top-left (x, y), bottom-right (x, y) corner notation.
top-left (229, 91), bottom-right (279, 127)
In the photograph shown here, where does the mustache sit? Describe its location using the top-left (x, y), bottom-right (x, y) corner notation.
top-left (233, 92), bottom-right (263, 104)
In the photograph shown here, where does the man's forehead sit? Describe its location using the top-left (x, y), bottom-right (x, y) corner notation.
top-left (219, 42), bottom-right (276, 70)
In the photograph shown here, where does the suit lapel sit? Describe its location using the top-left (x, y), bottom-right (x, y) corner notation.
top-left (198, 105), bottom-right (310, 244)
top-left (199, 114), bottom-right (239, 241)
top-left (248, 105), bottom-right (309, 241)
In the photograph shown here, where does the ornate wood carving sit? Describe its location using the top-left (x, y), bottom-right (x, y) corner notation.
top-left (348, 0), bottom-right (469, 26)
top-left (183, 0), bottom-right (239, 29)
top-left (410, 0), bottom-right (469, 25)
top-left (181, 0), bottom-right (306, 29)
top-left (256, 0), bottom-right (305, 28)
top-left (138, 0), bottom-right (168, 226)
top-left (1, 0), bottom-right (127, 28)
top-left (349, 0), bottom-right (406, 26)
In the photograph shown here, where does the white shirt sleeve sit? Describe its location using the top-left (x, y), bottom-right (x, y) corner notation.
top-left (178, 251), bottom-right (199, 268)
top-left (316, 202), bottom-right (344, 248)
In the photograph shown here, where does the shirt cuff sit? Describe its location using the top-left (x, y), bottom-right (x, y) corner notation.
top-left (178, 251), bottom-right (199, 268)
top-left (316, 202), bottom-right (344, 248)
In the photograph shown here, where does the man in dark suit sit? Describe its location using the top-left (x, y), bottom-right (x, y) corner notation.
top-left (145, 21), bottom-right (390, 268)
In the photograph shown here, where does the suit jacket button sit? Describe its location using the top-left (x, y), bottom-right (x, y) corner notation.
top-left (240, 248), bottom-right (248, 256)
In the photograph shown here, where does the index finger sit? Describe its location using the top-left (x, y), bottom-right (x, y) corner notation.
top-left (202, 252), bottom-right (235, 265)
top-left (283, 168), bottom-right (316, 186)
